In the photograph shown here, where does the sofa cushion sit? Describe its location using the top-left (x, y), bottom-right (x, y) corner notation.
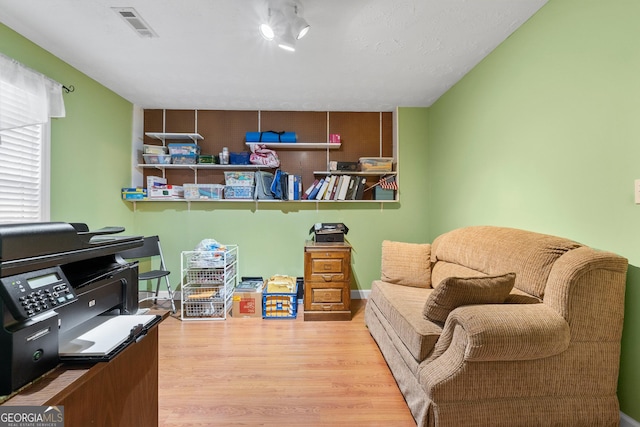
top-left (431, 226), bottom-right (582, 298)
top-left (432, 261), bottom-right (542, 304)
top-left (370, 280), bottom-right (442, 362)
top-left (423, 273), bottom-right (516, 323)
top-left (381, 240), bottom-right (431, 288)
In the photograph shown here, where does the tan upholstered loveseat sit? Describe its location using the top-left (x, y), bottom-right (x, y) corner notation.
top-left (365, 226), bottom-right (628, 427)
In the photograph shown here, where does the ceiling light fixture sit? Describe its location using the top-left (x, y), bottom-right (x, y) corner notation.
top-left (290, 8), bottom-right (310, 40)
top-left (259, 0), bottom-right (310, 52)
top-left (277, 27), bottom-right (297, 52)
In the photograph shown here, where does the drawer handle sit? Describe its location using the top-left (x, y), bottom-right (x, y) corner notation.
top-left (322, 275), bottom-right (333, 282)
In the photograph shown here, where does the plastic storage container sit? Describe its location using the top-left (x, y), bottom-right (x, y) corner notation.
top-left (171, 154), bottom-right (197, 165)
top-left (359, 157), bottom-right (394, 172)
top-left (224, 186), bottom-right (255, 200)
top-left (143, 154), bottom-right (172, 164)
top-left (224, 171), bottom-right (255, 186)
top-left (144, 144), bottom-right (168, 155)
top-left (184, 184), bottom-right (224, 200)
top-left (168, 143), bottom-right (200, 155)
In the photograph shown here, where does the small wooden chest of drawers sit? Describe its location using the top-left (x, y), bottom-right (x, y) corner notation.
top-left (303, 241), bottom-right (351, 321)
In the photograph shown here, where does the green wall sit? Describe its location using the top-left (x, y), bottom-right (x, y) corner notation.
top-left (0, 24), bottom-right (134, 231)
top-left (426, 0), bottom-right (640, 420)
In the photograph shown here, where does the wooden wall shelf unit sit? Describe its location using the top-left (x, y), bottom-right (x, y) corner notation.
top-left (136, 109), bottom-right (396, 206)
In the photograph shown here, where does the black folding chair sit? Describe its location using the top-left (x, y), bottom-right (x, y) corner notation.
top-left (118, 235), bottom-right (176, 313)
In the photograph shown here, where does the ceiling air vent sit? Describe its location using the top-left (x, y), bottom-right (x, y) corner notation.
top-left (112, 7), bottom-right (158, 38)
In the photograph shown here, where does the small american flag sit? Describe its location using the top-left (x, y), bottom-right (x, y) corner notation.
top-left (378, 176), bottom-right (398, 190)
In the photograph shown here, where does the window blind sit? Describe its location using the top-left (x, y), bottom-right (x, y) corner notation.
top-left (0, 53), bottom-right (63, 224)
top-left (0, 80), bottom-right (45, 223)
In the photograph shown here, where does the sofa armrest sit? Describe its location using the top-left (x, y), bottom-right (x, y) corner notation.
top-left (427, 303), bottom-right (570, 363)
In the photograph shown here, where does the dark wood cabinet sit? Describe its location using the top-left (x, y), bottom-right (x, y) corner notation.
top-left (1, 316), bottom-right (164, 427)
top-left (303, 241), bottom-right (351, 321)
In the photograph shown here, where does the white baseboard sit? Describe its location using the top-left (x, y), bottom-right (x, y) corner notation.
top-left (351, 289), bottom-right (370, 299)
top-left (621, 412), bottom-right (640, 427)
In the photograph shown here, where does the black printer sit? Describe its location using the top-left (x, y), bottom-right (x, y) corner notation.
top-left (0, 222), bottom-right (159, 396)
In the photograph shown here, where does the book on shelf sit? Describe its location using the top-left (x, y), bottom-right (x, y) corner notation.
top-left (315, 177), bottom-right (331, 200)
top-left (340, 176), bottom-right (350, 199)
top-left (295, 175), bottom-right (302, 200)
top-left (353, 176), bottom-right (367, 200)
top-left (345, 176), bottom-right (357, 200)
top-left (330, 175), bottom-right (342, 200)
top-left (288, 174), bottom-right (302, 200)
top-left (336, 175), bottom-right (350, 200)
top-left (303, 179), bottom-right (319, 200)
top-left (323, 175), bottom-right (337, 200)
top-left (308, 178), bottom-right (324, 199)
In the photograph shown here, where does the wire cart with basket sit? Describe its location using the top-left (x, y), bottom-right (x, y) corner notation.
top-left (180, 245), bottom-right (238, 321)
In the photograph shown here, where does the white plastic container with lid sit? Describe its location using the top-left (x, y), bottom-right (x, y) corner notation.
top-left (220, 147), bottom-right (229, 165)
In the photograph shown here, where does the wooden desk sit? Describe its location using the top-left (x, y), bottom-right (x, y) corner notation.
top-left (1, 314), bottom-right (165, 427)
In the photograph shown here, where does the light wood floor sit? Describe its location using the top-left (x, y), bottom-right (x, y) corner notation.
top-left (156, 299), bottom-right (416, 426)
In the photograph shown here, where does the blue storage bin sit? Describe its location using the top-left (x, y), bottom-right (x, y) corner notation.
top-left (230, 152), bottom-right (251, 165)
top-left (262, 282), bottom-right (298, 319)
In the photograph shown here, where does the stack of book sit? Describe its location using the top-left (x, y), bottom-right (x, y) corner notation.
top-left (302, 175), bottom-right (367, 201)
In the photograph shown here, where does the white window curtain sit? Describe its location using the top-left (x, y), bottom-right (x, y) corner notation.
top-left (0, 53), bottom-right (66, 223)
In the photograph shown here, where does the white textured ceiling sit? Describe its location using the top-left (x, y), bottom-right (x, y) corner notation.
top-left (0, 0), bottom-right (547, 111)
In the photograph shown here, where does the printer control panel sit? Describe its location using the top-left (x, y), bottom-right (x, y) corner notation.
top-left (0, 266), bottom-right (77, 320)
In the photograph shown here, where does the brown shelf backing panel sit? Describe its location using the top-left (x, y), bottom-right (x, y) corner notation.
top-left (191, 169), bottom-right (226, 185)
top-left (260, 111), bottom-right (327, 142)
top-left (381, 112), bottom-right (393, 158)
top-left (164, 110), bottom-right (199, 134)
top-left (277, 150), bottom-right (327, 193)
top-left (143, 110), bottom-right (164, 145)
top-left (259, 111), bottom-right (328, 192)
top-left (164, 169), bottom-right (196, 186)
top-left (197, 110), bottom-right (258, 157)
top-left (329, 112), bottom-right (389, 163)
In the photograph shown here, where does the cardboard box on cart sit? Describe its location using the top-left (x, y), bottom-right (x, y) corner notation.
top-left (232, 279), bottom-right (264, 318)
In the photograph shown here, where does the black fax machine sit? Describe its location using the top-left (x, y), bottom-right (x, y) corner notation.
top-left (309, 223), bottom-right (349, 243)
top-left (0, 222), bottom-right (160, 396)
